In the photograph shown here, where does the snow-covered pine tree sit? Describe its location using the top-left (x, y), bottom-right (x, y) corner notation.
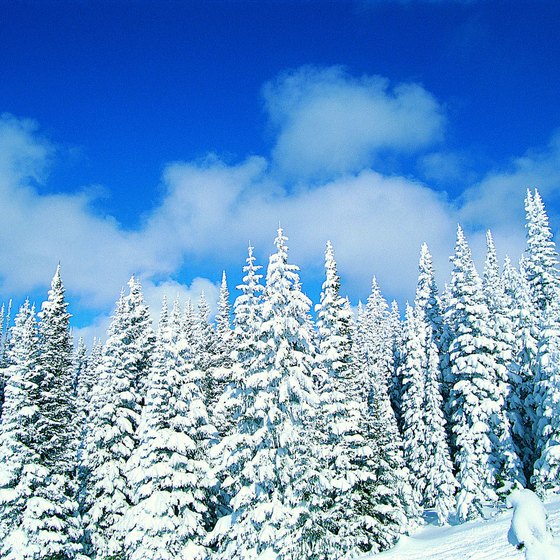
top-left (82, 277), bottom-right (154, 559)
top-left (194, 292), bottom-right (220, 408)
top-left (447, 226), bottom-right (500, 521)
top-left (215, 271), bottom-right (233, 359)
top-left (399, 303), bottom-right (429, 507)
top-left (308, 240), bottom-right (390, 558)
top-left (119, 298), bottom-right (217, 560)
top-left (388, 300), bottom-right (405, 429)
top-left (182, 299), bottom-right (198, 357)
top-left (76, 338), bottom-right (102, 432)
top-left (523, 189), bottom-right (560, 320)
top-left (214, 244), bottom-right (264, 435)
top-left (0, 300), bottom-right (45, 559)
top-left (414, 244), bottom-right (450, 403)
top-left (211, 229), bottom-right (319, 560)
top-left (483, 231), bottom-right (525, 490)
top-left (73, 337), bottom-right (88, 395)
top-left (532, 296), bottom-right (560, 496)
top-left (212, 272), bottom-right (234, 435)
top-left (503, 257), bottom-right (540, 479)
top-left (422, 327), bottom-right (456, 524)
top-left (360, 277), bottom-right (393, 384)
top-left (32, 265), bottom-right (82, 558)
top-left (232, 243), bottom-right (263, 368)
top-left (352, 330), bottom-right (419, 551)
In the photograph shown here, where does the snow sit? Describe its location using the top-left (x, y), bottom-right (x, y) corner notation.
top-left (367, 498), bottom-right (560, 560)
top-left (507, 489), bottom-right (550, 549)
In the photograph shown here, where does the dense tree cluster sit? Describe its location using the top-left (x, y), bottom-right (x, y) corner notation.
top-left (0, 189), bottom-right (559, 558)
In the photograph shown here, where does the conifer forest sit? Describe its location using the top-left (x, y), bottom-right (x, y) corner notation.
top-left (1, 188), bottom-right (560, 560)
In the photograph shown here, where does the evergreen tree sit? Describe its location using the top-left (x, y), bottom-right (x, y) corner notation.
top-left (504, 257), bottom-right (540, 479)
top-left (483, 232), bottom-right (525, 490)
top-left (212, 273), bottom-right (234, 435)
top-left (353, 333), bottom-right (419, 551)
top-left (388, 300), bottom-right (404, 429)
top-left (360, 277), bottom-right (393, 384)
top-left (0, 301), bottom-right (45, 559)
top-left (523, 189), bottom-right (560, 320)
top-left (414, 244), bottom-right (450, 401)
top-left (211, 229), bottom-right (318, 560)
top-left (33, 266), bottom-right (82, 558)
top-left (422, 327), bottom-right (456, 523)
top-left (309, 240), bottom-right (388, 557)
top-left (215, 271), bottom-right (233, 359)
top-left (214, 244), bottom-right (264, 436)
top-left (194, 292), bottom-right (219, 408)
top-left (119, 299), bottom-right (217, 560)
top-left (532, 297), bottom-right (560, 496)
top-left (83, 277), bottom-right (154, 559)
top-left (447, 226), bottom-right (500, 521)
top-left (73, 337), bottom-right (88, 395)
top-left (399, 303), bottom-right (428, 506)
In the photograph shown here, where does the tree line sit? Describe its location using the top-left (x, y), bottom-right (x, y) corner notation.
top-left (0, 189), bottom-right (559, 559)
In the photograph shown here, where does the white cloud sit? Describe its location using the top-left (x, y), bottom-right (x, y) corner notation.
top-left (263, 66), bottom-right (445, 181)
top-left (2, 70), bottom-right (560, 336)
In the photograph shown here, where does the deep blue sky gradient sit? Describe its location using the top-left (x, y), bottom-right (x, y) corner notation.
top-left (2, 1), bottom-right (559, 224)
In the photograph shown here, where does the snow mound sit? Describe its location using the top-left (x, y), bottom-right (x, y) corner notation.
top-left (368, 498), bottom-right (560, 560)
top-left (507, 489), bottom-right (551, 548)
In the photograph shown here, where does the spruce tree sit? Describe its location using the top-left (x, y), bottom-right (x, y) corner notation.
top-left (388, 300), bottom-right (404, 429)
top-left (483, 232), bottom-right (525, 490)
top-left (523, 189), bottom-right (560, 320)
top-left (212, 273), bottom-right (234, 435)
top-left (447, 226), bottom-right (500, 520)
top-left (399, 303), bottom-right (428, 506)
top-left (532, 297), bottom-right (560, 496)
top-left (504, 257), bottom-right (540, 479)
top-left (353, 332), bottom-right (418, 551)
top-left (0, 301), bottom-right (44, 559)
top-left (211, 229), bottom-right (318, 560)
top-left (414, 244), bottom-right (450, 402)
top-left (309, 240), bottom-right (389, 558)
top-left (422, 327), bottom-right (456, 523)
top-left (34, 266), bottom-right (82, 558)
top-left (82, 277), bottom-right (154, 559)
top-left (119, 299), bottom-right (216, 560)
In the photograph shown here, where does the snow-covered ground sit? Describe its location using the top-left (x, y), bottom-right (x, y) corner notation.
top-left (366, 499), bottom-right (560, 560)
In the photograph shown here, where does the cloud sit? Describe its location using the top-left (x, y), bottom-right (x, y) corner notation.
top-left (2, 68), bottom-right (560, 339)
top-left (143, 157), bottom-right (457, 300)
top-left (263, 66), bottom-right (445, 182)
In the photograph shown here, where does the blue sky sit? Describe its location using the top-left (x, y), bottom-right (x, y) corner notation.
top-left (1, 0), bottom-right (560, 340)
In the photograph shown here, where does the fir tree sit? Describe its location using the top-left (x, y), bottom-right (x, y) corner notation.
top-left (211, 229), bottom-right (318, 560)
top-left (82, 277), bottom-right (154, 559)
top-left (399, 303), bottom-right (428, 506)
top-left (309, 240), bottom-right (388, 557)
top-left (483, 231), bottom-right (525, 490)
top-left (414, 244), bottom-right (449, 402)
top-left (0, 301), bottom-right (45, 559)
top-left (532, 297), bottom-right (560, 496)
top-left (422, 327), bottom-right (456, 523)
top-left (33, 266), bottom-right (82, 558)
top-left (447, 226), bottom-right (500, 520)
top-left (353, 335), bottom-right (419, 551)
top-left (504, 257), bottom-right (540, 479)
top-left (212, 273), bottom-right (234, 435)
top-left (194, 292), bottom-right (219, 407)
top-left (119, 299), bottom-right (217, 560)
top-left (388, 300), bottom-right (404, 429)
top-left (523, 189), bottom-right (560, 320)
